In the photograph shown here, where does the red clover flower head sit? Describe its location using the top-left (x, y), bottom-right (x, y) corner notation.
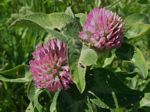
top-left (79, 8), bottom-right (124, 49)
top-left (29, 39), bottom-right (72, 92)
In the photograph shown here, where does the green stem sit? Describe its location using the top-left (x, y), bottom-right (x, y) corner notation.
top-left (112, 91), bottom-right (119, 108)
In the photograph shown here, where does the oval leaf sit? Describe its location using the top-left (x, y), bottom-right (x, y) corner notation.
top-left (132, 47), bottom-right (148, 79)
top-left (79, 45), bottom-right (98, 66)
top-left (10, 12), bottom-right (73, 31)
top-left (125, 13), bottom-right (150, 39)
top-left (73, 44), bottom-right (98, 93)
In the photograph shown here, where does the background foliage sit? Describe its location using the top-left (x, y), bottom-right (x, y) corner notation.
top-left (0, 0), bottom-right (150, 112)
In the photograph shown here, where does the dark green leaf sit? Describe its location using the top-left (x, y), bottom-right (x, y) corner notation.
top-left (86, 68), bottom-right (143, 107)
top-left (116, 43), bottom-right (134, 60)
top-left (57, 86), bottom-right (87, 112)
top-left (88, 91), bottom-right (109, 109)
